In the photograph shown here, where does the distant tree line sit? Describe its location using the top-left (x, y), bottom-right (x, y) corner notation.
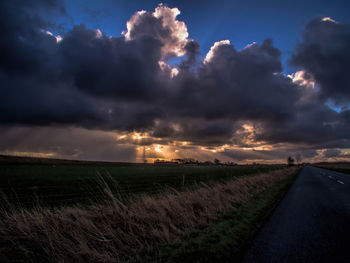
top-left (154, 158), bottom-right (237, 166)
top-left (155, 155), bottom-right (305, 166)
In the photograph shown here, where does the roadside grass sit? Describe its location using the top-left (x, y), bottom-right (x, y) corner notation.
top-left (136, 167), bottom-right (300, 263)
top-left (0, 167), bottom-right (298, 262)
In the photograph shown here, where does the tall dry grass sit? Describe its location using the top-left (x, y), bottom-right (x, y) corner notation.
top-left (0, 167), bottom-right (297, 262)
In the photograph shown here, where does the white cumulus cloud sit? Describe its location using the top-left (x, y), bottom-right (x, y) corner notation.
top-left (204, 40), bottom-right (231, 64)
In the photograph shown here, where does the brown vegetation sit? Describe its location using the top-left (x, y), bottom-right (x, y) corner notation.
top-left (0, 167), bottom-right (297, 262)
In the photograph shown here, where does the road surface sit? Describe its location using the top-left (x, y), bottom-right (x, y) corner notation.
top-left (240, 166), bottom-right (350, 263)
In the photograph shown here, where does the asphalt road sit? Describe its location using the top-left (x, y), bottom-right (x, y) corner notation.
top-left (240, 166), bottom-right (350, 263)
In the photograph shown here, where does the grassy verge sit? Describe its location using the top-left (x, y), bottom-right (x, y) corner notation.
top-left (0, 168), bottom-right (299, 262)
top-left (137, 168), bottom-right (300, 263)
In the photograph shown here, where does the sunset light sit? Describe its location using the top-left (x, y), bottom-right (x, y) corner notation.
top-left (1, 1), bottom-right (350, 261)
top-left (0, 1), bottom-right (349, 164)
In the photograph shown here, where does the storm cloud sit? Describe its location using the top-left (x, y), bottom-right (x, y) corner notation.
top-left (1, 1), bottom-right (350, 162)
top-left (290, 17), bottom-right (350, 104)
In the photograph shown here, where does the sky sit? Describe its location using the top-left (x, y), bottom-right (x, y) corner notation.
top-left (0, 0), bottom-right (350, 163)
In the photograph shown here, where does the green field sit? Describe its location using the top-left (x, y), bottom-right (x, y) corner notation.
top-left (0, 156), bottom-right (298, 262)
top-left (0, 156), bottom-right (284, 208)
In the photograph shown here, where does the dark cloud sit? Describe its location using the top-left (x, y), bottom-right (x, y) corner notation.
top-left (179, 40), bottom-right (201, 70)
top-left (0, 2), bottom-right (300, 134)
top-left (59, 24), bottom-right (163, 100)
top-left (298, 149), bottom-right (318, 159)
top-left (290, 18), bottom-right (350, 105)
top-left (0, 0), bottom-right (65, 73)
top-left (194, 39), bottom-right (298, 122)
top-left (1, 2), bottom-right (350, 162)
top-left (323, 148), bottom-right (341, 158)
top-left (221, 149), bottom-right (288, 162)
top-left (151, 118), bottom-right (238, 146)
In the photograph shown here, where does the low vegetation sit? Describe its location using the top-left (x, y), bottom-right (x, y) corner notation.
top-left (141, 167), bottom-right (299, 263)
top-left (0, 156), bottom-right (285, 208)
top-left (0, 167), bottom-right (298, 262)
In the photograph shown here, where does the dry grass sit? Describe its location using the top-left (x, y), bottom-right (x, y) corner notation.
top-left (0, 167), bottom-right (297, 262)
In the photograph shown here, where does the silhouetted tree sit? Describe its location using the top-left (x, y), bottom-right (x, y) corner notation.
top-left (214, 158), bottom-right (221, 165)
top-left (287, 156), bottom-right (295, 166)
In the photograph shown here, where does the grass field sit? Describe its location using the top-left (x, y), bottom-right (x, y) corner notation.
top-left (138, 167), bottom-right (300, 263)
top-left (0, 156), bottom-right (285, 208)
top-left (0, 166), bottom-right (299, 262)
